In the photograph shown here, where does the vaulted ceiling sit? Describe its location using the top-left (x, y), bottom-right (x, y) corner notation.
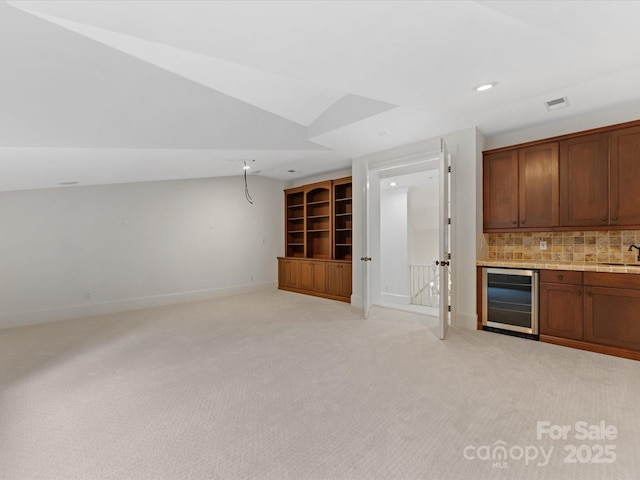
top-left (2, 1), bottom-right (640, 192)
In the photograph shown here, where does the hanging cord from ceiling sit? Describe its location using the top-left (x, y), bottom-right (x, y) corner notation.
top-left (244, 161), bottom-right (254, 204)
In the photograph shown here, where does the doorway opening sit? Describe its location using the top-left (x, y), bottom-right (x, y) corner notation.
top-left (374, 157), bottom-right (443, 318)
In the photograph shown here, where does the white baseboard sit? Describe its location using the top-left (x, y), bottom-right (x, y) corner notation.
top-left (379, 292), bottom-right (411, 305)
top-left (0, 282), bottom-right (277, 330)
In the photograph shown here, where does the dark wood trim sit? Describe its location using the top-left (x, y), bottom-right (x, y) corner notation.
top-left (483, 118), bottom-right (640, 155)
top-left (540, 334), bottom-right (640, 362)
top-left (484, 223), bottom-right (640, 233)
top-left (476, 267), bottom-right (483, 330)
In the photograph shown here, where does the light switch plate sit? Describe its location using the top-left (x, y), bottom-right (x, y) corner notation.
top-left (540, 240), bottom-right (547, 251)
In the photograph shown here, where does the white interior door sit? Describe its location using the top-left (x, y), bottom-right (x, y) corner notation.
top-left (362, 166), bottom-right (373, 318)
top-left (438, 138), bottom-right (451, 339)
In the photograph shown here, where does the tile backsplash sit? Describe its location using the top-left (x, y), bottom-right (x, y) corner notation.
top-left (486, 231), bottom-right (640, 264)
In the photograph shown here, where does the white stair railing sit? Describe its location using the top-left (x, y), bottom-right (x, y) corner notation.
top-left (410, 263), bottom-right (439, 307)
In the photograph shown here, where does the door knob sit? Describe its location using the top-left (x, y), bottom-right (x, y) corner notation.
top-left (360, 257), bottom-right (372, 262)
top-left (436, 260), bottom-right (450, 266)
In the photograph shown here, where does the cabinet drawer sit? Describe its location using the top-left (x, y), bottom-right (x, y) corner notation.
top-left (540, 270), bottom-right (583, 285)
top-left (584, 272), bottom-right (640, 290)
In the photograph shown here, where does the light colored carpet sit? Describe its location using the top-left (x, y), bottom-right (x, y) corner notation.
top-left (1, 289), bottom-right (639, 480)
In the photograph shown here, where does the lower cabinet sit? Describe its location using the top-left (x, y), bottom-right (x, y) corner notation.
top-left (299, 260), bottom-right (326, 293)
top-left (539, 270), bottom-right (640, 360)
top-left (278, 258), bottom-right (299, 289)
top-left (277, 257), bottom-right (351, 302)
top-left (584, 286), bottom-right (640, 350)
top-left (540, 271), bottom-right (584, 340)
top-left (326, 262), bottom-right (352, 298)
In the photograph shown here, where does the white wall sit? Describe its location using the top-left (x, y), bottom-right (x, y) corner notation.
top-left (353, 127), bottom-right (483, 330)
top-left (408, 186), bottom-right (439, 265)
top-left (0, 175), bottom-right (284, 328)
top-left (380, 188), bottom-right (410, 304)
top-left (410, 229), bottom-right (438, 265)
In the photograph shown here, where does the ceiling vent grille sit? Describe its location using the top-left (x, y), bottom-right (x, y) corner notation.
top-left (545, 96), bottom-right (569, 111)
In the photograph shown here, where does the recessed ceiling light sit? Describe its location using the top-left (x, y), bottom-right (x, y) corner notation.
top-left (390, 182), bottom-right (397, 187)
top-left (475, 82), bottom-right (497, 92)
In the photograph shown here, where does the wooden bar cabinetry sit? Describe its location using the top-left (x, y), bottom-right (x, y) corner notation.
top-left (278, 176), bottom-right (352, 302)
top-left (483, 119), bottom-right (640, 232)
top-left (538, 270), bottom-right (640, 361)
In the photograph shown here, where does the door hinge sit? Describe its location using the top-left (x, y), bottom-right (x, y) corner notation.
top-left (448, 165), bottom-right (451, 173)
top-left (447, 218), bottom-right (451, 225)
top-left (447, 305), bottom-right (451, 312)
top-left (447, 253), bottom-right (451, 260)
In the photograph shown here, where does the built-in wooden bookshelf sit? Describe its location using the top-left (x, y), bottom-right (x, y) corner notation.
top-left (278, 177), bottom-right (352, 302)
top-left (306, 185), bottom-right (331, 259)
top-left (285, 187), bottom-right (305, 258)
top-left (333, 177), bottom-right (352, 261)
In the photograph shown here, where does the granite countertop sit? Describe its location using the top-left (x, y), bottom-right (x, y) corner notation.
top-left (477, 259), bottom-right (640, 274)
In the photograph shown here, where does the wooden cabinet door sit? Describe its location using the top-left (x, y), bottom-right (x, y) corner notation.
top-left (483, 150), bottom-right (519, 229)
top-left (518, 142), bottom-right (559, 228)
top-left (559, 133), bottom-right (609, 227)
top-left (339, 263), bottom-right (352, 297)
top-left (299, 261), bottom-right (326, 292)
top-left (610, 125), bottom-right (640, 226)
top-left (540, 282), bottom-right (584, 340)
top-left (278, 258), bottom-right (299, 288)
top-left (327, 262), bottom-right (352, 298)
top-left (326, 263), bottom-right (340, 296)
top-left (584, 286), bottom-right (640, 350)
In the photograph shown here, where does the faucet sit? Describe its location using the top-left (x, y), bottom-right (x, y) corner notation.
top-left (629, 244), bottom-right (640, 261)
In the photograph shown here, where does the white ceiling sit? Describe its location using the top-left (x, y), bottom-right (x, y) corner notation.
top-left (3, 0), bottom-right (640, 192)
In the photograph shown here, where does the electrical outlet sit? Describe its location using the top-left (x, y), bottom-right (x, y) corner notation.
top-left (540, 241), bottom-right (547, 251)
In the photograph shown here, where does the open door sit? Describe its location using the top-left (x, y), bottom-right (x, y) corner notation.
top-left (362, 166), bottom-right (373, 318)
top-left (438, 138), bottom-right (451, 339)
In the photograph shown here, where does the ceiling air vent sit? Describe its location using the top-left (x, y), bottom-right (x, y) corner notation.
top-left (545, 96), bottom-right (569, 111)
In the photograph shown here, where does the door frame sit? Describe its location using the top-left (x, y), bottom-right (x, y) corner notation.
top-left (359, 149), bottom-right (456, 330)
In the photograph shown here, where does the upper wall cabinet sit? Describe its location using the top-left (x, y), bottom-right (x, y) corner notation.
top-left (518, 143), bottom-right (559, 228)
top-left (483, 142), bottom-right (558, 230)
top-left (559, 133), bottom-right (609, 227)
top-left (610, 125), bottom-right (640, 226)
top-left (484, 119), bottom-right (640, 232)
top-left (483, 150), bottom-right (518, 229)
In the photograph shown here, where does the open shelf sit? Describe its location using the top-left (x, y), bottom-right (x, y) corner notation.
top-left (283, 178), bottom-right (352, 262)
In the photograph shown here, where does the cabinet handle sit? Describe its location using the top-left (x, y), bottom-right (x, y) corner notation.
top-left (575, 290), bottom-right (582, 296)
top-left (600, 217), bottom-right (607, 222)
top-left (612, 216), bottom-right (618, 221)
top-left (512, 220), bottom-right (517, 225)
top-left (521, 220), bottom-right (526, 225)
